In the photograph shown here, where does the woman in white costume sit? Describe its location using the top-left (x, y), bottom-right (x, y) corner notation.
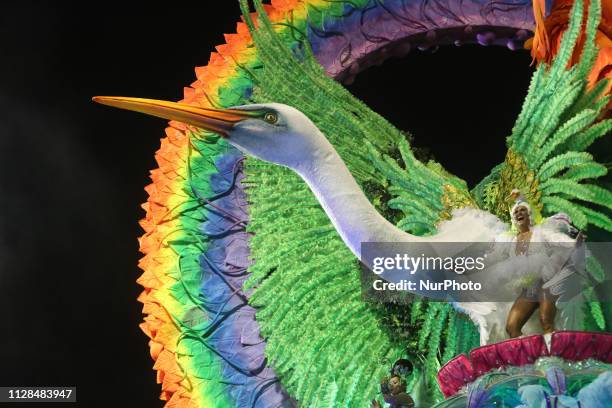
top-left (483, 200), bottom-right (581, 340)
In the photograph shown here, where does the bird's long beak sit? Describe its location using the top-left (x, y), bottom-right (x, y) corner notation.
top-left (92, 96), bottom-right (259, 138)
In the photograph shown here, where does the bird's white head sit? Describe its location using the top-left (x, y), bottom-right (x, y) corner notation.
top-left (224, 103), bottom-right (325, 169)
top-left (92, 97), bottom-right (325, 171)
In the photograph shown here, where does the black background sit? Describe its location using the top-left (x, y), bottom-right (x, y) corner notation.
top-left (0, 1), bottom-right (532, 406)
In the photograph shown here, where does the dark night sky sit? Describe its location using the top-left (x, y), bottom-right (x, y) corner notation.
top-left (0, 1), bottom-right (532, 406)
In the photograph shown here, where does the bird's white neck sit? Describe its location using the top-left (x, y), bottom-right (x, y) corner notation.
top-left (294, 139), bottom-right (407, 259)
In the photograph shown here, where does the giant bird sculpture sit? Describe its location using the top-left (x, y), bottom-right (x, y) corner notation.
top-left (94, 0), bottom-right (611, 406)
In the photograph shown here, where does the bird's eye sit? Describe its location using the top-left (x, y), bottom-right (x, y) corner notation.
top-left (263, 112), bottom-right (278, 124)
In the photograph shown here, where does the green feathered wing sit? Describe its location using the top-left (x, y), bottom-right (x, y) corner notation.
top-left (482, 0), bottom-right (611, 226)
top-left (237, 1), bottom-right (484, 406)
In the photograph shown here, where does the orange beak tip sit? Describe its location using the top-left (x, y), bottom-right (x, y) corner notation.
top-left (92, 96), bottom-right (115, 107)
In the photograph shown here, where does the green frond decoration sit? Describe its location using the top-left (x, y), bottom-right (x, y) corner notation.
top-left (590, 302), bottom-right (606, 330)
top-left (566, 79), bottom-right (609, 120)
top-left (510, 64), bottom-right (546, 147)
top-left (317, 380), bottom-right (339, 408)
top-left (584, 288), bottom-right (606, 330)
top-left (426, 304), bottom-right (449, 401)
top-left (457, 317), bottom-right (480, 354)
top-left (388, 196), bottom-right (439, 224)
top-left (567, 117), bottom-right (612, 151)
top-left (548, 0), bottom-right (584, 79)
top-left (581, 205), bottom-right (612, 231)
top-left (582, 255), bottom-right (607, 331)
top-left (541, 196), bottom-right (588, 228)
top-left (418, 302), bottom-right (439, 351)
top-left (562, 162), bottom-right (608, 181)
top-left (410, 300), bottom-right (426, 325)
top-left (532, 108), bottom-right (599, 168)
top-left (574, 0), bottom-right (602, 79)
top-left (541, 179), bottom-right (612, 209)
top-left (538, 151), bottom-right (594, 181)
top-left (441, 313), bottom-right (458, 365)
top-left (527, 78), bottom-right (583, 153)
top-left (586, 254), bottom-right (606, 282)
top-left (367, 137), bottom-right (475, 223)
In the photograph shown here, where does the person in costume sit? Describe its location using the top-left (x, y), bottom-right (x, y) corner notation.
top-left (505, 202), bottom-right (558, 337)
top-left (371, 360), bottom-right (416, 408)
top-left (371, 374), bottom-right (415, 408)
top-left (484, 199), bottom-right (580, 338)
